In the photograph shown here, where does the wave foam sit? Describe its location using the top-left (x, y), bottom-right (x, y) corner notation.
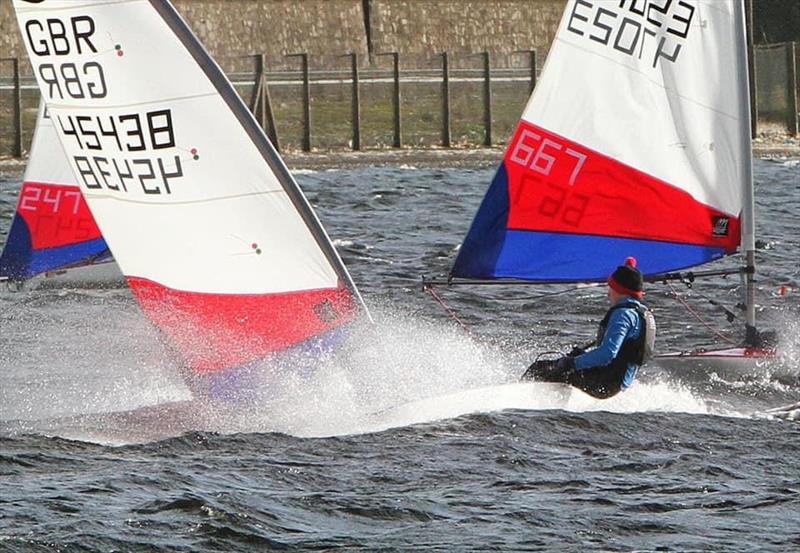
top-left (4, 302), bottom-right (786, 444)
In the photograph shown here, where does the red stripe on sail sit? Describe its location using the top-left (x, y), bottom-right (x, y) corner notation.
top-left (128, 277), bottom-right (358, 373)
top-left (16, 182), bottom-right (103, 250)
top-left (503, 122), bottom-right (740, 251)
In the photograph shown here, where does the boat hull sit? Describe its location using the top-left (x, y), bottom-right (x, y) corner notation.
top-left (655, 347), bottom-right (777, 376)
top-left (38, 262), bottom-right (125, 289)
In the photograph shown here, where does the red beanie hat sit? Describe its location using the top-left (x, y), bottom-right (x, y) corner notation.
top-left (607, 257), bottom-right (644, 298)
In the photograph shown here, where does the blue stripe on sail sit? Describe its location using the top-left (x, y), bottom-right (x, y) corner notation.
top-left (451, 162), bottom-right (731, 281)
top-left (457, 230), bottom-right (729, 282)
top-left (203, 325), bottom-right (350, 402)
top-left (451, 163), bottom-right (510, 279)
top-left (0, 215), bottom-right (110, 280)
top-left (0, 215), bottom-right (33, 279)
top-left (26, 238), bottom-right (111, 276)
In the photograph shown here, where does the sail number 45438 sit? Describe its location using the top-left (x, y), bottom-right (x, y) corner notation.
top-left (509, 129), bottom-right (587, 186)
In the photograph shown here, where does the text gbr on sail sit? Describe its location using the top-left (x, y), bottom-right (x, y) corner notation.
top-left (23, 16), bottom-right (107, 99)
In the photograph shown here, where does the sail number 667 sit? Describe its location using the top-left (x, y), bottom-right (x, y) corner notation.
top-left (509, 129), bottom-right (587, 186)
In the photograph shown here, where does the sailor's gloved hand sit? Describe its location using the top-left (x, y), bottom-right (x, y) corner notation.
top-left (521, 359), bottom-right (558, 381)
top-left (556, 356), bottom-right (576, 372)
top-left (567, 345), bottom-right (586, 357)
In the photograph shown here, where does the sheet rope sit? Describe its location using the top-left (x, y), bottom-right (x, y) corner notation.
top-left (666, 282), bottom-right (738, 346)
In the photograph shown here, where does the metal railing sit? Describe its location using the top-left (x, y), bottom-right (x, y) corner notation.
top-left (2, 45), bottom-right (798, 158)
top-left (0, 57), bottom-right (23, 157)
top-left (755, 42), bottom-right (799, 135)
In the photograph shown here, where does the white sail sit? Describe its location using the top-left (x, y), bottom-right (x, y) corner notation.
top-left (524, 0), bottom-right (751, 237)
top-left (12, 0), bottom-right (368, 373)
top-left (452, 0), bottom-right (753, 283)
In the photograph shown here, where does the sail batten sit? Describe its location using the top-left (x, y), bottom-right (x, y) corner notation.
top-left (453, 0), bottom-right (751, 283)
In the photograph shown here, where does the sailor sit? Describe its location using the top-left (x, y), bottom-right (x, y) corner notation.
top-left (522, 257), bottom-right (655, 399)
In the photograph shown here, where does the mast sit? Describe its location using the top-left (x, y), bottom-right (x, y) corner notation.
top-left (737, 0), bottom-right (758, 344)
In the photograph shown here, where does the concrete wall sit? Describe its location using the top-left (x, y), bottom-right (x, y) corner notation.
top-left (174, 0), bottom-right (368, 69)
top-left (370, 0), bottom-right (564, 68)
top-left (0, 0), bottom-right (564, 70)
top-left (0, 0), bottom-right (20, 60)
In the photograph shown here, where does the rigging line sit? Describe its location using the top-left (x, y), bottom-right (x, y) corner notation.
top-left (424, 268), bottom-right (744, 288)
top-left (667, 282), bottom-right (738, 346)
top-left (703, 295), bottom-right (738, 323)
top-left (422, 276), bottom-right (602, 302)
top-left (506, 285), bottom-right (599, 302)
top-left (423, 282), bottom-right (473, 335)
top-left (672, 275), bottom-right (739, 323)
top-left (48, 91), bottom-right (217, 111)
top-left (465, 284), bottom-right (598, 302)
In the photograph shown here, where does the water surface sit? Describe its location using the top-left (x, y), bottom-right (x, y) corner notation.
top-left (1, 160), bottom-right (798, 551)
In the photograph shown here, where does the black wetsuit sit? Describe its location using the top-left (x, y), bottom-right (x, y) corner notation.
top-left (524, 301), bottom-right (654, 399)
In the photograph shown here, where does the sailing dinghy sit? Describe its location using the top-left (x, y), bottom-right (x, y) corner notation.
top-left (430, 0), bottom-right (775, 373)
top-left (0, 102), bottom-right (118, 286)
top-left (11, 0), bottom-right (369, 390)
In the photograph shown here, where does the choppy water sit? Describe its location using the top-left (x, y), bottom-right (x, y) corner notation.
top-left (1, 159), bottom-right (799, 551)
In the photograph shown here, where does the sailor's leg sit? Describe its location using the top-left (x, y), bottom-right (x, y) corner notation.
top-left (521, 359), bottom-right (570, 383)
top-left (566, 369), bottom-right (621, 399)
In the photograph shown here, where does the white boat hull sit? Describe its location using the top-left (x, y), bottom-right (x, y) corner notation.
top-left (37, 263), bottom-right (125, 290)
top-left (655, 347), bottom-right (777, 376)
top-left (367, 382), bottom-right (577, 430)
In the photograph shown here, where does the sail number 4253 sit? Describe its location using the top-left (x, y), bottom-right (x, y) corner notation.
top-left (509, 129), bottom-right (587, 186)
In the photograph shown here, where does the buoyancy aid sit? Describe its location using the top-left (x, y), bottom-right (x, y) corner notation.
top-left (570, 302), bottom-right (655, 399)
top-left (595, 302), bottom-right (656, 366)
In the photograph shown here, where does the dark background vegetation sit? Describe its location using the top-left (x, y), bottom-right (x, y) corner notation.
top-left (754, 0), bottom-right (800, 44)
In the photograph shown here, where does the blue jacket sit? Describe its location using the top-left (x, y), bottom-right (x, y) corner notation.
top-left (573, 298), bottom-right (644, 390)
